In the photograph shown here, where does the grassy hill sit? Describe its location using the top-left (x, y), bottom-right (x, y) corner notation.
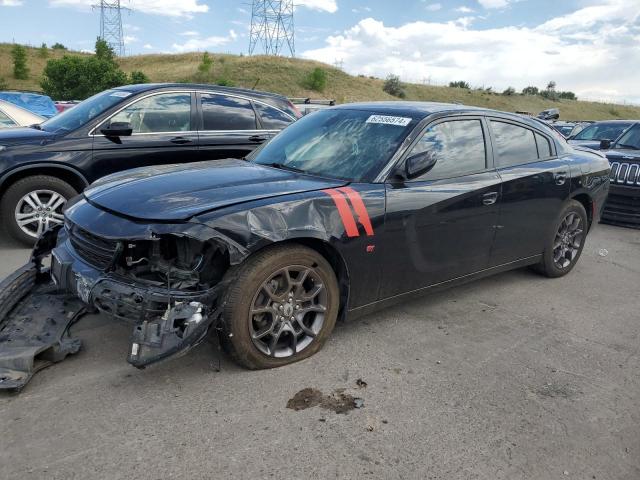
top-left (2, 43), bottom-right (639, 121)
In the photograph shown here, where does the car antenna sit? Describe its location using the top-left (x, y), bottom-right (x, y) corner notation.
top-left (251, 78), bottom-right (260, 90)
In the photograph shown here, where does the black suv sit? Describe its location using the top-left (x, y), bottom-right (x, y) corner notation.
top-left (0, 84), bottom-right (299, 244)
top-left (568, 120), bottom-right (637, 150)
top-left (601, 123), bottom-right (640, 227)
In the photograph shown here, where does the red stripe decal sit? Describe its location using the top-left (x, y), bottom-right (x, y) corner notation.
top-left (337, 187), bottom-right (374, 236)
top-left (322, 189), bottom-right (360, 237)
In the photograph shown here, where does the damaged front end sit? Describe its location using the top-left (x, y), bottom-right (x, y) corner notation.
top-left (0, 217), bottom-right (236, 390)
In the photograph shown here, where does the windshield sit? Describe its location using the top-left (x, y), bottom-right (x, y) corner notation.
top-left (573, 122), bottom-right (629, 141)
top-left (613, 124), bottom-right (640, 150)
top-left (40, 89), bottom-right (132, 133)
top-left (250, 109), bottom-right (417, 181)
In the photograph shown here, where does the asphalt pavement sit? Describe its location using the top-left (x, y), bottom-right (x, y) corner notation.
top-left (0, 224), bottom-right (639, 480)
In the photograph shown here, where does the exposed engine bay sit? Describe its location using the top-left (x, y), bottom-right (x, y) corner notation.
top-left (0, 225), bottom-right (235, 391)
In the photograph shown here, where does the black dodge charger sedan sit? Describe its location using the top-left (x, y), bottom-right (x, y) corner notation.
top-left (0, 83), bottom-right (299, 244)
top-left (0, 102), bottom-right (610, 390)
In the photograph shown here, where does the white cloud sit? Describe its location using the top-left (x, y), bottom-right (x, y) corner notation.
top-left (49, 0), bottom-right (208, 17)
top-left (124, 24), bottom-right (141, 32)
top-left (477, 0), bottom-right (511, 8)
top-left (297, 0), bottom-right (338, 13)
top-left (143, 43), bottom-right (153, 49)
top-left (123, 35), bottom-right (138, 44)
top-left (180, 31), bottom-right (200, 36)
top-left (455, 6), bottom-right (474, 13)
top-left (172, 30), bottom-right (238, 53)
top-left (424, 3), bottom-right (442, 11)
top-left (1, 0), bottom-right (23, 6)
top-left (301, 0), bottom-right (640, 103)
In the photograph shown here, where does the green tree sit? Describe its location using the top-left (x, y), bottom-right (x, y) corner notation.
top-left (41, 38), bottom-right (128, 100)
top-left (522, 86), bottom-right (539, 95)
top-left (558, 91), bottom-right (577, 100)
top-left (95, 37), bottom-right (116, 62)
top-left (51, 42), bottom-right (66, 50)
top-left (128, 70), bottom-right (150, 84)
top-left (0, 77), bottom-right (8, 90)
top-left (38, 43), bottom-right (49, 59)
top-left (383, 74), bottom-right (405, 98)
top-left (11, 44), bottom-right (29, 80)
top-left (305, 67), bottom-right (327, 92)
top-left (502, 86), bottom-right (516, 96)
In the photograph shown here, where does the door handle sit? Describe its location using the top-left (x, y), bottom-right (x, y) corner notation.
top-left (482, 192), bottom-right (498, 206)
top-left (554, 171), bottom-right (568, 185)
top-left (249, 135), bottom-right (268, 143)
top-left (170, 136), bottom-right (192, 145)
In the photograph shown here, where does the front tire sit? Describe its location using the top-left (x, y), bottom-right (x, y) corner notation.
top-left (219, 244), bottom-right (339, 369)
top-left (533, 200), bottom-right (588, 278)
top-left (1, 175), bottom-right (77, 246)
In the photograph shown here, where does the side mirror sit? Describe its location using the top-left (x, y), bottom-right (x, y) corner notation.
top-left (599, 139), bottom-right (612, 150)
top-left (100, 121), bottom-right (133, 137)
top-left (405, 150), bottom-right (438, 180)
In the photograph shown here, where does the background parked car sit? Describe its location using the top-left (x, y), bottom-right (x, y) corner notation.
top-left (54, 101), bottom-right (80, 113)
top-left (289, 98), bottom-right (335, 116)
top-left (568, 120), bottom-right (637, 150)
top-left (0, 91), bottom-right (58, 119)
top-left (601, 123), bottom-right (640, 228)
top-left (0, 100), bottom-right (45, 128)
top-left (0, 83), bottom-right (300, 244)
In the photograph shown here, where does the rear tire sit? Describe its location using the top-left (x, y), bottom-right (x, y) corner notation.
top-left (1, 175), bottom-right (77, 246)
top-left (219, 244), bottom-right (339, 369)
top-left (532, 200), bottom-right (588, 278)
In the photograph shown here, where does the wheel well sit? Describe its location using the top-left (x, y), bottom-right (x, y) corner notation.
top-left (279, 238), bottom-right (350, 322)
top-left (571, 193), bottom-right (593, 229)
top-left (0, 167), bottom-right (88, 199)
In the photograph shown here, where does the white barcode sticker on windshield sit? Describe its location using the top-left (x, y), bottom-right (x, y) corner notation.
top-left (366, 115), bottom-right (412, 126)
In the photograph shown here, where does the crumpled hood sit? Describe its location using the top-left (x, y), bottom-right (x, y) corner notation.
top-left (84, 159), bottom-right (347, 221)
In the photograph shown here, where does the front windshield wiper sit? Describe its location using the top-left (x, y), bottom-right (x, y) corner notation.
top-left (264, 162), bottom-right (307, 174)
top-left (615, 143), bottom-right (640, 150)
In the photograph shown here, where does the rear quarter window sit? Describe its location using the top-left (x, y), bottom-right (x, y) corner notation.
top-left (254, 102), bottom-right (294, 130)
top-left (491, 121), bottom-right (539, 168)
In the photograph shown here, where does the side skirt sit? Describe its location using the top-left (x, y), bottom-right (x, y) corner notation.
top-left (346, 255), bottom-right (542, 321)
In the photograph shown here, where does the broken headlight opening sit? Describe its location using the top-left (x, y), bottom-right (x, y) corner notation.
top-left (0, 226), bottom-right (235, 391)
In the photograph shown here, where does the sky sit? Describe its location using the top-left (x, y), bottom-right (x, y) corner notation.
top-left (1, 0), bottom-right (639, 104)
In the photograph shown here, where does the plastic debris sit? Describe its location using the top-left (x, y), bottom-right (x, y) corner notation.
top-left (598, 249), bottom-right (608, 257)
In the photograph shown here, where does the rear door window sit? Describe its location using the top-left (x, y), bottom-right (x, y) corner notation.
top-left (408, 119), bottom-right (487, 181)
top-left (535, 132), bottom-right (553, 158)
top-left (253, 102), bottom-right (293, 130)
top-left (490, 121), bottom-right (539, 168)
top-left (200, 94), bottom-right (256, 131)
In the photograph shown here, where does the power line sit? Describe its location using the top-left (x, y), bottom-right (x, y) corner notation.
top-left (249, 0), bottom-right (295, 57)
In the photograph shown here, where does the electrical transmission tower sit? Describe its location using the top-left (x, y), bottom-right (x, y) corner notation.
top-left (249, 0), bottom-right (295, 57)
top-left (98, 0), bottom-right (125, 56)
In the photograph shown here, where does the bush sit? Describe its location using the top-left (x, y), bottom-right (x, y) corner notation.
top-left (502, 86), bottom-right (516, 96)
top-left (449, 81), bottom-right (470, 89)
top-left (38, 43), bottom-right (48, 59)
top-left (198, 52), bottom-right (213, 75)
top-left (305, 67), bottom-right (327, 92)
top-left (11, 44), bottom-right (29, 80)
top-left (215, 77), bottom-right (235, 87)
top-left (128, 70), bottom-right (150, 84)
top-left (0, 77), bottom-right (7, 90)
top-left (558, 91), bottom-right (577, 100)
top-left (41, 38), bottom-right (128, 100)
top-left (383, 74), bottom-right (405, 98)
top-left (51, 42), bottom-right (66, 50)
top-left (522, 86), bottom-right (538, 95)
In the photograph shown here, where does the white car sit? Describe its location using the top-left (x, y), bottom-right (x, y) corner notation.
top-left (0, 99), bottom-right (45, 128)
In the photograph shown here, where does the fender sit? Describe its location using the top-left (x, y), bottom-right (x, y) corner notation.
top-left (0, 162), bottom-right (90, 190)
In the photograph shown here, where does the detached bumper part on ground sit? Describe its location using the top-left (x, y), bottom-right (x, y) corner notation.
top-left (0, 226), bottom-right (230, 390)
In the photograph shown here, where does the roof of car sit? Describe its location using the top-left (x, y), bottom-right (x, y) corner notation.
top-left (589, 119), bottom-right (640, 124)
top-left (112, 83), bottom-right (290, 102)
